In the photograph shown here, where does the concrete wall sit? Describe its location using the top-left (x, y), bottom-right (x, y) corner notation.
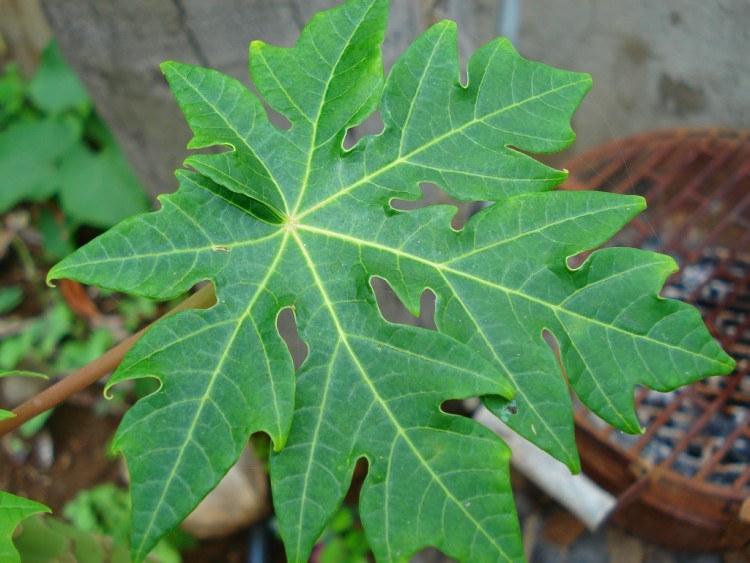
top-left (514, 0), bottom-right (750, 154)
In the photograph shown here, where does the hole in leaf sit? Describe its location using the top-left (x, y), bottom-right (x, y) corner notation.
top-left (440, 399), bottom-right (475, 417)
top-left (371, 276), bottom-right (436, 330)
top-left (506, 143), bottom-right (535, 158)
top-left (343, 111), bottom-right (384, 150)
top-left (541, 328), bottom-right (570, 386)
top-left (249, 432), bottom-right (272, 463)
top-left (262, 101), bottom-right (292, 131)
top-left (542, 328), bottom-right (559, 354)
top-left (566, 250), bottom-right (593, 270)
top-left (346, 457), bottom-right (369, 504)
top-left (133, 377), bottom-right (161, 399)
top-left (390, 182), bottom-right (482, 230)
top-left (277, 307), bottom-right (308, 370)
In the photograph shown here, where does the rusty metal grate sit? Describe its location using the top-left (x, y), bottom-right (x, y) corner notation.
top-left (563, 128), bottom-right (750, 551)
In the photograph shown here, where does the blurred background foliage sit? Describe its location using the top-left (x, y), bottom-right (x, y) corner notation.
top-left (0, 40), bottom-right (150, 255)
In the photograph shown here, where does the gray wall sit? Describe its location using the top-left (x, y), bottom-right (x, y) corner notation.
top-left (515, 0), bottom-right (750, 156)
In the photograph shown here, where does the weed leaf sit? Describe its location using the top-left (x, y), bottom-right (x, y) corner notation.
top-left (0, 491), bottom-right (50, 563)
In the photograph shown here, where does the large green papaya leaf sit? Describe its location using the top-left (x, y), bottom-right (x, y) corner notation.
top-left (48, 0), bottom-right (735, 561)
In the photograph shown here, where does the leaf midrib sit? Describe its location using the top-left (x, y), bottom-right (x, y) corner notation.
top-left (293, 337), bottom-right (341, 554)
top-left (395, 22), bottom-right (450, 158)
top-left (54, 229), bottom-right (283, 272)
top-left (291, 230), bottom-right (514, 562)
top-left (132, 232), bottom-right (291, 559)
top-left (295, 77), bottom-right (591, 221)
top-left (296, 223), bottom-right (721, 363)
top-left (292, 0), bottom-right (381, 217)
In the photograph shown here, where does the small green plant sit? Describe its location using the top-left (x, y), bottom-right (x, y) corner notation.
top-left (62, 483), bottom-right (193, 562)
top-left (312, 505), bottom-right (372, 563)
top-left (7, 496), bottom-right (181, 563)
top-left (0, 40), bottom-right (150, 253)
top-left (0, 296), bottom-right (112, 375)
top-left (10, 513), bottom-right (137, 563)
top-left (0, 0), bottom-right (735, 561)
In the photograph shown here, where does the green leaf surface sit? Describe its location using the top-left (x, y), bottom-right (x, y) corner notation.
top-left (48, 0), bottom-right (735, 561)
top-left (0, 286), bottom-right (23, 315)
top-left (12, 513), bottom-right (170, 563)
top-left (28, 40), bottom-right (91, 115)
top-left (58, 144), bottom-right (151, 229)
top-left (0, 118), bottom-right (80, 213)
top-left (0, 492), bottom-right (50, 563)
top-left (0, 62), bottom-right (26, 127)
top-left (0, 44), bottom-right (148, 225)
top-left (0, 297), bottom-right (74, 372)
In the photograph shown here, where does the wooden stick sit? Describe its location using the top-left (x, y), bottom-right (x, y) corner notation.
top-left (0, 284), bottom-right (216, 436)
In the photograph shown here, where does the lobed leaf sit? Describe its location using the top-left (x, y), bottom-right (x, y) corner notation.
top-left (0, 118), bottom-right (79, 213)
top-left (48, 0), bottom-right (735, 560)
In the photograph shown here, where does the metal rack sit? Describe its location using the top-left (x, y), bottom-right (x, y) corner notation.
top-left (564, 128), bottom-right (750, 551)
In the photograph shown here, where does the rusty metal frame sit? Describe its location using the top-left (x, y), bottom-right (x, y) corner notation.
top-left (564, 128), bottom-right (750, 551)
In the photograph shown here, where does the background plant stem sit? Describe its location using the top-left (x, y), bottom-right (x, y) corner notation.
top-left (0, 283), bottom-right (216, 436)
